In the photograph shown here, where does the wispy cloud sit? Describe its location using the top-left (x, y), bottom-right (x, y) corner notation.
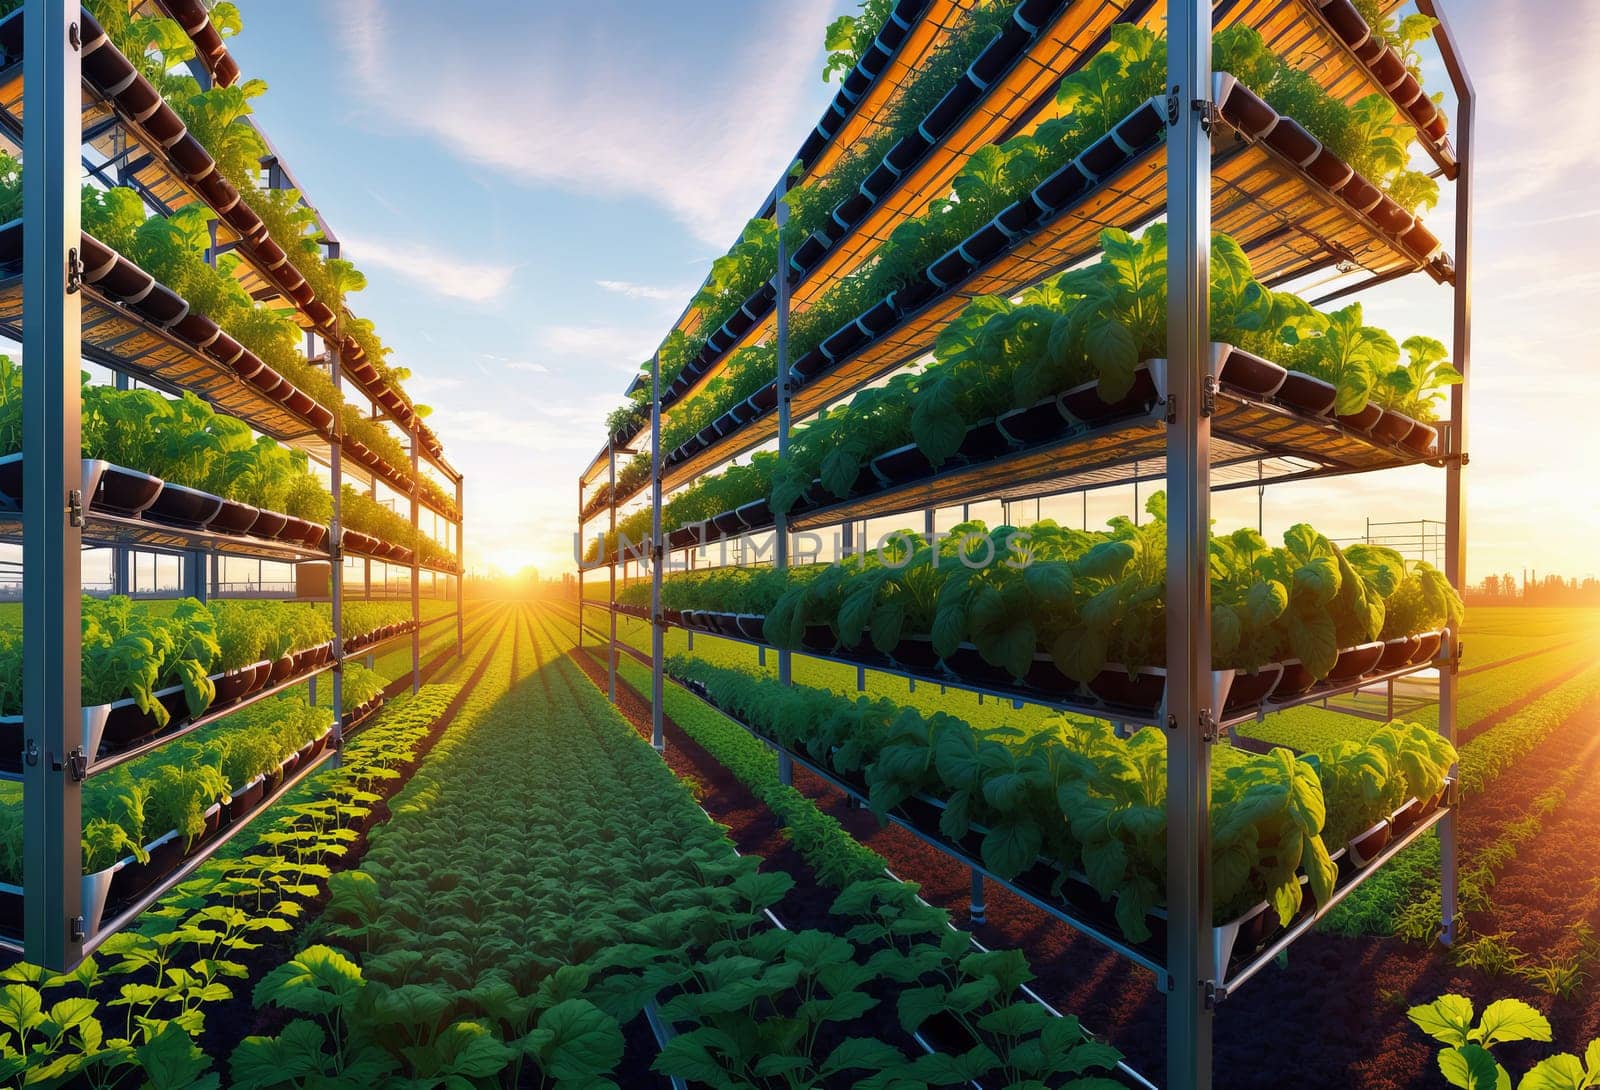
top-left (596, 279), bottom-right (688, 302)
top-left (537, 324), bottom-right (655, 365)
top-left (345, 234), bottom-right (517, 304)
top-left (505, 361), bottom-right (549, 374)
top-left (332, 0), bottom-right (836, 245)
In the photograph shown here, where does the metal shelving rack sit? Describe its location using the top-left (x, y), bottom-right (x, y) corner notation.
top-left (578, 0), bottom-right (1470, 1085)
top-left (11, 0), bottom-right (466, 970)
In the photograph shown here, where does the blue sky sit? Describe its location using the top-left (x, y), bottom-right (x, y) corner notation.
top-left (227, 1), bottom-right (1599, 582)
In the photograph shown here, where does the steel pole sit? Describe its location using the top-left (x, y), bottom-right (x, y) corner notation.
top-left (608, 442), bottom-right (618, 703)
top-left (650, 351), bottom-right (665, 753)
top-left (410, 423), bottom-right (420, 694)
top-left (576, 476), bottom-right (584, 649)
top-left (455, 475), bottom-right (464, 657)
top-left (21, 0), bottom-right (83, 971)
top-left (329, 316), bottom-right (345, 755)
top-left (1165, 1), bottom-right (1215, 1086)
top-left (1418, 0), bottom-right (1472, 946)
top-left (773, 173), bottom-right (794, 786)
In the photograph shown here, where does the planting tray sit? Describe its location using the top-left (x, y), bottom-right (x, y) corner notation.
top-left (660, 611), bottom-right (1453, 729)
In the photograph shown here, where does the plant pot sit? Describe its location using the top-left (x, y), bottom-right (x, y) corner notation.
top-left (801, 625), bottom-right (837, 654)
top-left (748, 385), bottom-right (779, 414)
top-left (918, 77), bottom-right (979, 142)
top-left (890, 274), bottom-right (940, 315)
top-left (926, 245), bottom-right (974, 290)
top-left (1370, 408), bottom-right (1416, 446)
top-left (1265, 118), bottom-right (1320, 166)
top-left (90, 462), bottom-right (164, 516)
top-left (1400, 221), bottom-right (1441, 261)
top-left (1339, 172), bottom-right (1384, 215)
top-left (1078, 129), bottom-right (1129, 179)
top-left (1346, 819), bottom-right (1391, 868)
top-left (268, 655), bottom-right (295, 685)
top-left (1222, 664), bottom-right (1284, 712)
top-left (1378, 636), bottom-right (1420, 671)
top-left (210, 670), bottom-right (255, 708)
top-left (101, 683), bottom-right (187, 750)
top-left (869, 444), bottom-right (931, 488)
top-left (735, 615), bottom-right (767, 642)
top-left (1216, 344), bottom-right (1287, 397)
top-left (262, 762), bottom-right (284, 795)
top-left (1023, 653), bottom-right (1080, 697)
top-left (245, 660), bottom-right (271, 695)
top-left (1400, 420), bottom-right (1439, 457)
top-left (1325, 641), bottom-right (1385, 683)
top-left (829, 191), bottom-right (873, 233)
top-left (1274, 372), bottom-right (1338, 416)
top-left (994, 199), bottom-right (1042, 239)
top-left (227, 775), bottom-right (267, 822)
top-left (734, 499), bottom-right (772, 532)
top-left (250, 509), bottom-right (289, 540)
top-left (944, 644), bottom-right (1021, 687)
top-left (1410, 631), bottom-right (1443, 666)
top-left (790, 349), bottom-right (829, 383)
top-left (1088, 666), bottom-right (1166, 715)
top-left (1334, 402), bottom-right (1384, 433)
top-left (1059, 365), bottom-right (1159, 423)
top-left (820, 320), bottom-right (869, 362)
top-left (1306, 147), bottom-right (1355, 192)
top-left (958, 419), bottom-right (1011, 462)
top-left (892, 636), bottom-right (941, 673)
top-left (1271, 659), bottom-right (1318, 700)
top-left (208, 498), bottom-right (259, 536)
top-left (996, 398), bottom-right (1069, 445)
top-left (145, 482), bottom-right (223, 528)
top-left (711, 509), bottom-right (744, 537)
top-left (1390, 796), bottom-right (1423, 836)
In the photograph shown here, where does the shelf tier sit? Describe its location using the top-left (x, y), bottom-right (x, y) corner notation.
top-left (640, 0), bottom-right (1454, 434)
top-left (655, 100), bottom-right (1446, 498)
top-left (649, 657), bottom-right (1454, 996)
top-left (610, 608), bottom-right (1449, 733)
top-left (0, 10), bottom-right (450, 474)
top-left (0, 263), bottom-right (460, 524)
top-left (657, 361), bottom-right (1438, 548)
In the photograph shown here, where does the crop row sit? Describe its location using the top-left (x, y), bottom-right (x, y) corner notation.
top-left (233, 606), bottom-right (1130, 1087)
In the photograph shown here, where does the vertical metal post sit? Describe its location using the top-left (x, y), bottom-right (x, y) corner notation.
top-left (577, 477), bottom-right (584, 649)
top-left (1419, 0), bottom-right (1472, 946)
top-left (1165, 1), bottom-right (1215, 1086)
top-left (455, 475), bottom-right (464, 657)
top-left (969, 870), bottom-right (985, 924)
top-left (650, 351), bottom-right (665, 754)
top-left (608, 442), bottom-right (618, 703)
top-left (22, 0), bottom-right (84, 969)
top-left (329, 323), bottom-right (345, 752)
top-left (409, 424), bottom-right (420, 694)
top-left (773, 174), bottom-right (794, 787)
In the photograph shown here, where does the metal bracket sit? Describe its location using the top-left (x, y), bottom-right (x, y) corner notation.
top-left (1193, 98), bottom-right (1221, 134)
top-left (1163, 396), bottom-right (1176, 424)
top-left (50, 746), bottom-right (86, 781)
top-left (1200, 709), bottom-right (1218, 744)
top-left (1165, 89), bottom-right (1181, 126)
top-left (1204, 980), bottom-right (1222, 1008)
top-left (1202, 374), bottom-right (1218, 417)
top-left (67, 489), bottom-right (84, 527)
top-left (69, 916), bottom-right (84, 943)
top-left (1164, 712), bottom-right (1177, 731)
top-left (66, 248), bottom-right (83, 294)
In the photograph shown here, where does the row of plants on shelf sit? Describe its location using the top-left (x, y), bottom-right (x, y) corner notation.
top-left (0, 360), bottom-right (455, 565)
top-left (618, 225), bottom-right (1459, 545)
top-left (668, 654), bottom-right (1454, 946)
top-left (0, 153), bottom-right (453, 516)
top-left (76, 0), bottom-right (425, 419)
top-left (601, 1), bottom-right (1022, 437)
top-left (0, 597), bottom-right (419, 752)
top-left (0, 683), bottom-right (456, 1088)
top-left (620, 496), bottom-right (1464, 702)
top-left (600, 16), bottom-right (1446, 463)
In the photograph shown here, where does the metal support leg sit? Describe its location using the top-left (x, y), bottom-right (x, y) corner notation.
top-left (21, 0), bottom-right (84, 970)
top-left (410, 424), bottom-right (420, 694)
top-left (969, 871), bottom-right (986, 925)
top-left (1421, 0), bottom-right (1473, 947)
top-left (577, 478), bottom-right (584, 650)
top-left (329, 321), bottom-right (345, 759)
top-left (608, 442), bottom-right (618, 704)
top-left (650, 351), bottom-right (665, 755)
top-left (1165, 3), bottom-right (1216, 1086)
top-left (455, 480), bottom-right (464, 658)
top-left (773, 171), bottom-right (794, 789)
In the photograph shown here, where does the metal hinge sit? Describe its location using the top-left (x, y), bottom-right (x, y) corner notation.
top-left (1202, 375), bottom-right (1218, 417)
top-left (69, 915), bottom-right (84, 943)
top-left (67, 747), bottom-right (87, 782)
top-left (67, 489), bottom-right (84, 527)
top-left (1163, 397), bottom-right (1176, 424)
top-left (1200, 709), bottom-right (1219, 744)
top-left (1165, 90), bottom-right (1181, 126)
top-left (1164, 712), bottom-right (1177, 731)
top-left (66, 248), bottom-right (83, 294)
top-left (1204, 980), bottom-right (1222, 1009)
top-left (1193, 98), bottom-right (1221, 134)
